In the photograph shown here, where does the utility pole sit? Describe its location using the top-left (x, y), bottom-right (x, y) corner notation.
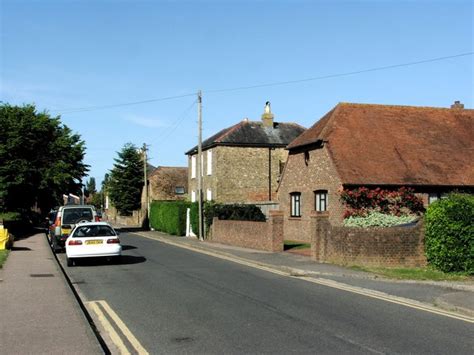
top-left (142, 143), bottom-right (149, 225)
top-left (197, 90), bottom-right (204, 241)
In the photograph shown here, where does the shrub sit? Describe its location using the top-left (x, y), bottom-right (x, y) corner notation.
top-left (149, 201), bottom-right (191, 236)
top-left (425, 193), bottom-right (474, 274)
top-left (340, 187), bottom-right (424, 218)
top-left (343, 212), bottom-right (418, 228)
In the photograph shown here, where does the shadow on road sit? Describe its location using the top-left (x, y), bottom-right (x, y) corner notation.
top-left (73, 255), bottom-right (146, 267)
top-left (121, 244), bottom-right (137, 251)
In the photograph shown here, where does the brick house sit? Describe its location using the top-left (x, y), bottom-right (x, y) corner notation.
top-left (278, 102), bottom-right (474, 242)
top-left (148, 166), bottom-right (188, 201)
top-left (185, 103), bottom-right (305, 204)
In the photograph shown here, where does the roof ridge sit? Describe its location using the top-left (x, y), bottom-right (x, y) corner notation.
top-left (338, 102), bottom-right (473, 111)
top-left (317, 103), bottom-right (344, 140)
top-left (215, 121), bottom-right (243, 143)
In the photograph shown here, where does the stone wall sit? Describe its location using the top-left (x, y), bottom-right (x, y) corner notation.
top-left (210, 210), bottom-right (284, 252)
top-left (311, 211), bottom-right (427, 267)
top-left (278, 145), bottom-right (345, 242)
top-left (188, 146), bottom-right (288, 204)
top-left (105, 206), bottom-right (144, 227)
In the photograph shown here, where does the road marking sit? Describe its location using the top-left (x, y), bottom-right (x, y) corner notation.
top-left (135, 232), bottom-right (474, 324)
top-left (87, 301), bottom-right (130, 354)
top-left (86, 300), bottom-right (149, 354)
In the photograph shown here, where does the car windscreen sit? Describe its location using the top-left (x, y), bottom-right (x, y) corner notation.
top-left (63, 208), bottom-right (93, 224)
top-left (73, 225), bottom-right (116, 238)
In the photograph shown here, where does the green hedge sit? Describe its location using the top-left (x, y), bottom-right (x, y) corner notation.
top-left (425, 194), bottom-right (474, 274)
top-left (149, 201), bottom-right (190, 236)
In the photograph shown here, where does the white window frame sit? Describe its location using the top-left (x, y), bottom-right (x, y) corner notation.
top-left (191, 156), bottom-right (196, 179)
top-left (207, 150), bottom-right (212, 175)
top-left (290, 192), bottom-right (301, 217)
top-left (315, 190), bottom-right (328, 212)
top-left (206, 188), bottom-right (212, 201)
top-left (191, 190), bottom-right (196, 202)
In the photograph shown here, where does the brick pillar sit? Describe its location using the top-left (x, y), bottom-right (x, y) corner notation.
top-left (269, 210), bottom-right (284, 252)
top-left (311, 211), bottom-right (330, 262)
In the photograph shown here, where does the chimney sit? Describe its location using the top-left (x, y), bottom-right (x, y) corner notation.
top-left (450, 100), bottom-right (464, 109)
top-left (261, 101), bottom-right (274, 127)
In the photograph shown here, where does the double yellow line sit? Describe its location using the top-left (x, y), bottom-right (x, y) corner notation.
top-left (86, 300), bottom-right (149, 355)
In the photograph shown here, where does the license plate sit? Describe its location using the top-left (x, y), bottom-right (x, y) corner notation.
top-left (85, 240), bottom-right (103, 245)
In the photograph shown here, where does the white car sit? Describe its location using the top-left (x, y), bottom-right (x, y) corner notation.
top-left (65, 222), bottom-right (122, 266)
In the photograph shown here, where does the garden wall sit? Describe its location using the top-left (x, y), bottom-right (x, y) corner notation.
top-left (210, 210), bottom-right (284, 252)
top-left (311, 211), bottom-right (427, 267)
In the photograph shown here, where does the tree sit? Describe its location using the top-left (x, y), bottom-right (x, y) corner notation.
top-left (84, 177), bottom-right (96, 197)
top-left (0, 103), bottom-right (88, 213)
top-left (108, 143), bottom-right (143, 215)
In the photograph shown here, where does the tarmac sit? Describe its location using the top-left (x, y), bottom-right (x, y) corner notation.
top-left (0, 227), bottom-right (473, 354)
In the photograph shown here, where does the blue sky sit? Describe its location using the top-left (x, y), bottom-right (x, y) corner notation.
top-left (1, 0), bottom-right (472, 185)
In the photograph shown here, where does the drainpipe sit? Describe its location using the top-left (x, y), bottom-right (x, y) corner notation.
top-left (268, 147), bottom-right (272, 201)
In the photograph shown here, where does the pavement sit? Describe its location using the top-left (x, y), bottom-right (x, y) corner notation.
top-left (0, 227), bottom-right (473, 354)
top-left (0, 231), bottom-right (104, 355)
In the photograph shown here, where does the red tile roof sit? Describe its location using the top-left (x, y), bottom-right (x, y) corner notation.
top-left (287, 103), bottom-right (474, 186)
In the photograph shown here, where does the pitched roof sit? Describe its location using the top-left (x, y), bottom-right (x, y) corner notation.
top-left (149, 166), bottom-right (188, 180)
top-left (287, 103), bottom-right (474, 186)
top-left (185, 120), bottom-right (305, 155)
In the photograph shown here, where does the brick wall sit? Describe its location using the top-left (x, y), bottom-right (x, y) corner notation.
top-left (188, 146), bottom-right (288, 204)
top-left (311, 212), bottom-right (427, 267)
top-left (278, 145), bottom-right (345, 242)
top-left (210, 210), bottom-right (284, 252)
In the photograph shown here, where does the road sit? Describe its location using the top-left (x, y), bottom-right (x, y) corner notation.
top-left (58, 232), bottom-right (473, 354)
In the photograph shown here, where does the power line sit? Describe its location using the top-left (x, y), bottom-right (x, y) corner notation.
top-left (52, 52), bottom-right (473, 114)
top-left (154, 99), bottom-right (197, 144)
top-left (204, 52), bottom-right (474, 93)
top-left (51, 93), bottom-right (196, 114)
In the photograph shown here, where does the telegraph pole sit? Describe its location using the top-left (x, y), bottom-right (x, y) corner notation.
top-left (197, 90), bottom-right (203, 241)
top-left (142, 143), bottom-right (149, 224)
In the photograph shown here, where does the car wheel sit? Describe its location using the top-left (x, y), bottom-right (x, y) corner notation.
top-left (66, 257), bottom-right (74, 267)
top-left (52, 237), bottom-right (61, 253)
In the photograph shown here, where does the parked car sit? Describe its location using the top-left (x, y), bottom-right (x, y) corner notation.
top-left (65, 222), bottom-right (122, 266)
top-left (51, 205), bottom-right (98, 252)
top-left (46, 209), bottom-right (58, 244)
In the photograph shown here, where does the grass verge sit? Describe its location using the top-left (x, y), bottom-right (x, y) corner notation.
top-left (0, 250), bottom-right (9, 268)
top-left (284, 240), bottom-right (311, 251)
top-left (350, 265), bottom-right (473, 282)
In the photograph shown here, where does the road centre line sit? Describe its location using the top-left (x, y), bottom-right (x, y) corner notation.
top-left (135, 232), bottom-right (474, 324)
top-left (86, 300), bottom-right (149, 354)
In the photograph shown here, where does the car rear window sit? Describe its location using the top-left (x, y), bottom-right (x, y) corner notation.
top-left (63, 208), bottom-right (93, 224)
top-left (73, 225), bottom-right (116, 238)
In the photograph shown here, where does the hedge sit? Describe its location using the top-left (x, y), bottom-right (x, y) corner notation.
top-left (425, 193), bottom-right (474, 274)
top-left (149, 201), bottom-right (190, 236)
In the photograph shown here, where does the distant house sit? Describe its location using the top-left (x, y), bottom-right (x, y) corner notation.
top-left (148, 166), bottom-right (188, 201)
top-left (278, 101), bottom-right (474, 241)
top-left (185, 102), bottom-right (305, 204)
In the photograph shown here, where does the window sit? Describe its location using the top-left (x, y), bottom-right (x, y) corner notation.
top-left (315, 190), bottom-right (328, 212)
top-left (207, 150), bottom-right (212, 175)
top-left (206, 188), bottom-right (212, 201)
top-left (191, 156), bottom-right (196, 178)
top-left (191, 190), bottom-right (196, 202)
top-left (201, 154), bottom-right (204, 176)
top-left (290, 192), bottom-right (301, 217)
top-left (175, 186), bottom-right (185, 195)
top-left (428, 192), bottom-right (446, 205)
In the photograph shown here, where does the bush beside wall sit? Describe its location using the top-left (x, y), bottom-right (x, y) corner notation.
top-left (425, 194), bottom-right (473, 274)
top-left (150, 201), bottom-right (190, 236)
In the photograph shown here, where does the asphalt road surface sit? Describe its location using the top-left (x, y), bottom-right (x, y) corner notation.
top-left (58, 232), bottom-right (473, 354)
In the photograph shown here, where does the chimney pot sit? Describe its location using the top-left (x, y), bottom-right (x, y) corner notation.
top-left (262, 101), bottom-right (274, 127)
top-left (451, 100), bottom-right (464, 109)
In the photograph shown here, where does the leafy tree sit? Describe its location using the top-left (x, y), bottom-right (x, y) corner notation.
top-left (84, 177), bottom-right (96, 197)
top-left (90, 191), bottom-right (103, 210)
top-left (0, 103), bottom-right (88, 214)
top-left (108, 143), bottom-right (143, 215)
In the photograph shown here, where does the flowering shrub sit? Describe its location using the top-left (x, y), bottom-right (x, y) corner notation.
top-left (343, 212), bottom-right (418, 228)
top-left (340, 187), bottom-right (424, 218)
